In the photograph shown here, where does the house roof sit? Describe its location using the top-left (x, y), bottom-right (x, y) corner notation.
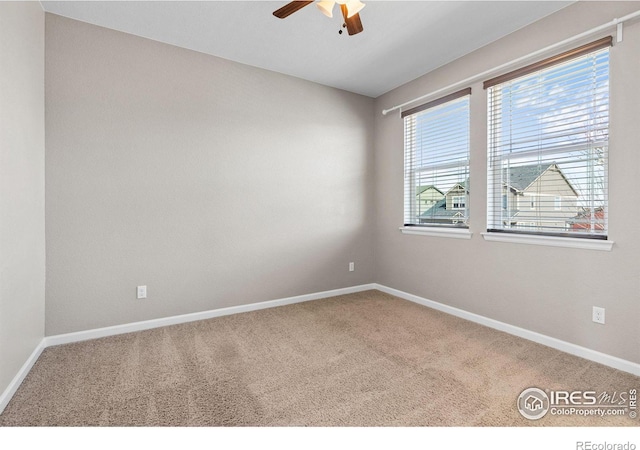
top-left (416, 185), bottom-right (444, 196)
top-left (569, 208), bottom-right (605, 231)
top-left (504, 163), bottom-right (578, 197)
top-left (419, 199), bottom-right (466, 219)
top-left (444, 181), bottom-right (468, 196)
top-left (505, 164), bottom-right (549, 191)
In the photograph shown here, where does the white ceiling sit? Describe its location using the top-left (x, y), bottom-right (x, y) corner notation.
top-left (41, 1), bottom-right (573, 98)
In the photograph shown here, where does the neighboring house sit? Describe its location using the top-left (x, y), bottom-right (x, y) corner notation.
top-left (501, 163), bottom-right (578, 232)
top-left (569, 207), bottom-right (605, 232)
top-left (416, 185), bottom-right (444, 216)
top-left (418, 164), bottom-right (579, 230)
top-left (419, 182), bottom-right (468, 226)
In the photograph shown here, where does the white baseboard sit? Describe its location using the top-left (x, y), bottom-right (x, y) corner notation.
top-left (374, 283), bottom-right (640, 377)
top-left (45, 283), bottom-right (377, 347)
top-left (0, 339), bottom-right (46, 414)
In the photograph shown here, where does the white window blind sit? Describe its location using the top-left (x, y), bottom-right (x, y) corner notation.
top-left (403, 89), bottom-right (471, 228)
top-left (486, 37), bottom-right (611, 239)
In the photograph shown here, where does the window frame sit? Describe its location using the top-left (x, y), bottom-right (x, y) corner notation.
top-left (485, 37), bottom-right (611, 242)
top-left (401, 88), bottom-right (472, 233)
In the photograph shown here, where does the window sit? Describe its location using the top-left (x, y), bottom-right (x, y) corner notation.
top-left (554, 196), bottom-right (562, 210)
top-left (486, 37), bottom-right (610, 239)
top-left (403, 89), bottom-right (471, 228)
top-left (452, 196), bottom-right (466, 210)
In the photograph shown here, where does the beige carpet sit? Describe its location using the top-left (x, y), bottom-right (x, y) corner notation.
top-left (1, 290), bottom-right (638, 426)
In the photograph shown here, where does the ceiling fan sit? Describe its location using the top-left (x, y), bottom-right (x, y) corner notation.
top-left (273, 1), bottom-right (365, 36)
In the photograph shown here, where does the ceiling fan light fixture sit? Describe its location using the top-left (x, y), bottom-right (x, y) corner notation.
top-left (345, 0), bottom-right (365, 18)
top-left (273, 1), bottom-right (364, 36)
top-left (316, 0), bottom-right (335, 18)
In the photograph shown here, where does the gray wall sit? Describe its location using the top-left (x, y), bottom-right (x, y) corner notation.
top-left (45, 14), bottom-right (375, 335)
top-left (374, 1), bottom-right (640, 364)
top-left (0, 2), bottom-right (46, 395)
top-left (41, 2), bottom-right (640, 367)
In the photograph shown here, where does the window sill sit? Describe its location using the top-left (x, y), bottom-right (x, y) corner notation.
top-left (399, 227), bottom-right (472, 240)
top-left (481, 232), bottom-right (614, 251)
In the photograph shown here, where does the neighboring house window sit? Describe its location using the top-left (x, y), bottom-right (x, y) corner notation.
top-left (452, 196), bottom-right (466, 210)
top-left (403, 89), bottom-right (471, 228)
top-left (486, 37), bottom-right (610, 238)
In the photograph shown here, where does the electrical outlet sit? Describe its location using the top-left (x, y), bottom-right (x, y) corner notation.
top-left (349, 262), bottom-right (355, 272)
top-left (592, 306), bottom-right (605, 324)
top-left (137, 285), bottom-right (147, 299)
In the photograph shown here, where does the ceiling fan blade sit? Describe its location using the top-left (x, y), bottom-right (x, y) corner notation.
top-left (273, 1), bottom-right (314, 19)
top-left (340, 4), bottom-right (363, 36)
